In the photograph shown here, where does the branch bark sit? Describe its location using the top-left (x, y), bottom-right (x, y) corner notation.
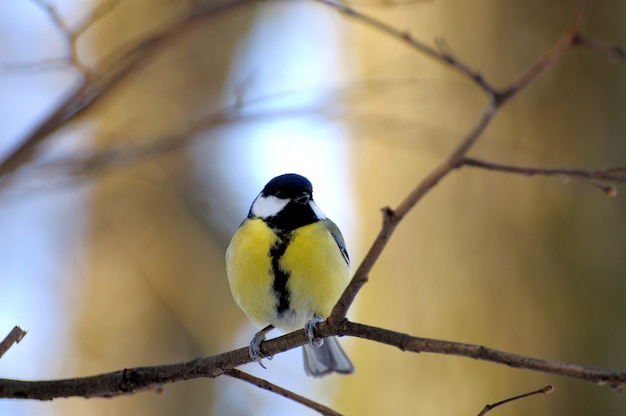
top-left (337, 321), bottom-right (626, 391)
top-left (461, 157), bottom-right (624, 195)
top-left (1, 320), bottom-right (624, 401)
top-left (224, 369), bottom-right (342, 416)
top-left (477, 384), bottom-right (554, 416)
top-left (0, 327), bottom-right (27, 360)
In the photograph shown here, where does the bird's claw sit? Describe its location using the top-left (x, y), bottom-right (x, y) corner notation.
top-left (249, 331), bottom-right (272, 369)
top-left (305, 316), bottom-right (325, 347)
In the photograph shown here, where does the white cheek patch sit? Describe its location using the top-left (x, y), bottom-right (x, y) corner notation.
top-left (251, 195), bottom-right (289, 218)
top-left (308, 201), bottom-right (326, 220)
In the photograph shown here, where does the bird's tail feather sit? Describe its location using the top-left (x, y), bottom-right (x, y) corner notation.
top-left (302, 336), bottom-right (354, 377)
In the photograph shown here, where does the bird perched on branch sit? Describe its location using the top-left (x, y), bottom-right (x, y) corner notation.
top-left (226, 173), bottom-right (354, 377)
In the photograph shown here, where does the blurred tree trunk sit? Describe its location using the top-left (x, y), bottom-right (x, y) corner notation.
top-left (345, 1), bottom-right (625, 415)
top-left (64, 2), bottom-right (257, 415)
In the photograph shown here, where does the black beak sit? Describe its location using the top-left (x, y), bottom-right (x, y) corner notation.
top-left (293, 192), bottom-right (310, 204)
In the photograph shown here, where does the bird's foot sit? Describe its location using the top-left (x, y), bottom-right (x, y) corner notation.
top-left (249, 330), bottom-right (273, 369)
top-left (304, 315), bottom-right (325, 348)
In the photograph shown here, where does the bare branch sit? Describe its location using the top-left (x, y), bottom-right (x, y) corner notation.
top-left (224, 369), bottom-right (342, 416)
top-left (477, 384), bottom-right (554, 416)
top-left (0, 346), bottom-right (252, 400)
top-left (324, 0), bottom-right (594, 322)
top-left (1, 321), bottom-right (624, 400)
top-left (496, 0), bottom-right (592, 104)
top-left (0, 0), bottom-right (253, 187)
top-left (313, 0), bottom-right (497, 93)
top-left (3, 0), bottom-right (122, 76)
top-left (0, 58), bottom-right (74, 74)
top-left (336, 321), bottom-right (626, 391)
top-left (461, 157), bottom-right (624, 196)
top-left (31, 0), bottom-right (73, 38)
top-left (74, 0), bottom-right (124, 37)
top-left (30, 0), bottom-right (89, 74)
top-left (575, 33), bottom-right (626, 61)
top-left (0, 327), bottom-right (27, 360)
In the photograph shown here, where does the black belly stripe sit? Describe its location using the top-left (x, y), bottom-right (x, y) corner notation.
top-left (270, 232), bottom-right (292, 315)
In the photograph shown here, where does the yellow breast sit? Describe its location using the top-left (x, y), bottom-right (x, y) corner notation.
top-left (225, 218), bottom-right (350, 331)
top-left (226, 219), bottom-right (278, 328)
top-left (281, 222), bottom-right (350, 325)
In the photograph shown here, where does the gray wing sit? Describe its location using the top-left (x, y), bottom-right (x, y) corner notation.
top-left (322, 218), bottom-right (350, 266)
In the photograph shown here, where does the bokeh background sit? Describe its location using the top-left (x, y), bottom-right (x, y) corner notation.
top-left (1, 0), bottom-right (625, 415)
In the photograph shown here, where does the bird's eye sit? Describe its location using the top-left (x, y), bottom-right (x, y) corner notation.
top-left (275, 190), bottom-right (286, 199)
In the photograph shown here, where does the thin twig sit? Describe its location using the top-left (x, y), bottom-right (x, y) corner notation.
top-left (3, 0), bottom-right (122, 76)
top-left (0, 327), bottom-right (27, 360)
top-left (477, 384), bottom-right (554, 416)
top-left (313, 0), bottom-right (497, 93)
top-left (31, 0), bottom-right (72, 37)
top-left (30, 0), bottom-right (88, 74)
top-left (575, 33), bottom-right (626, 61)
top-left (461, 157), bottom-right (624, 196)
top-left (496, 0), bottom-right (592, 104)
top-left (74, 0), bottom-right (123, 37)
top-left (0, 58), bottom-right (74, 74)
top-left (224, 369), bottom-right (342, 416)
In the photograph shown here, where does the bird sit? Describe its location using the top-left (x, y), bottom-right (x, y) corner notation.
top-left (225, 173), bottom-right (354, 377)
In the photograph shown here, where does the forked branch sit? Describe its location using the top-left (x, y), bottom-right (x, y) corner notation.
top-left (328, 0), bottom-right (594, 322)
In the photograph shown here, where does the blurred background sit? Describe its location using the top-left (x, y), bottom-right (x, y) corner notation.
top-left (0, 0), bottom-right (625, 415)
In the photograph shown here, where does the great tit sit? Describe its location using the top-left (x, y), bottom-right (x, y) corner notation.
top-left (226, 173), bottom-right (354, 377)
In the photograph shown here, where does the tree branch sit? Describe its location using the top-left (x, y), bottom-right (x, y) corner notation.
top-left (1, 320), bottom-right (624, 400)
top-left (326, 0), bottom-right (593, 323)
top-left (495, 0), bottom-right (592, 105)
top-left (0, 345), bottom-right (251, 400)
top-left (313, 0), bottom-right (497, 94)
top-left (574, 33), bottom-right (626, 61)
top-left (224, 369), bottom-right (342, 416)
top-left (337, 321), bottom-right (626, 391)
top-left (461, 157), bottom-right (624, 196)
top-left (477, 384), bottom-right (554, 416)
top-left (0, 327), bottom-right (27, 360)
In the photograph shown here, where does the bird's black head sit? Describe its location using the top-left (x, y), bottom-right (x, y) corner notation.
top-left (249, 173), bottom-right (323, 231)
top-left (261, 173), bottom-right (313, 203)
